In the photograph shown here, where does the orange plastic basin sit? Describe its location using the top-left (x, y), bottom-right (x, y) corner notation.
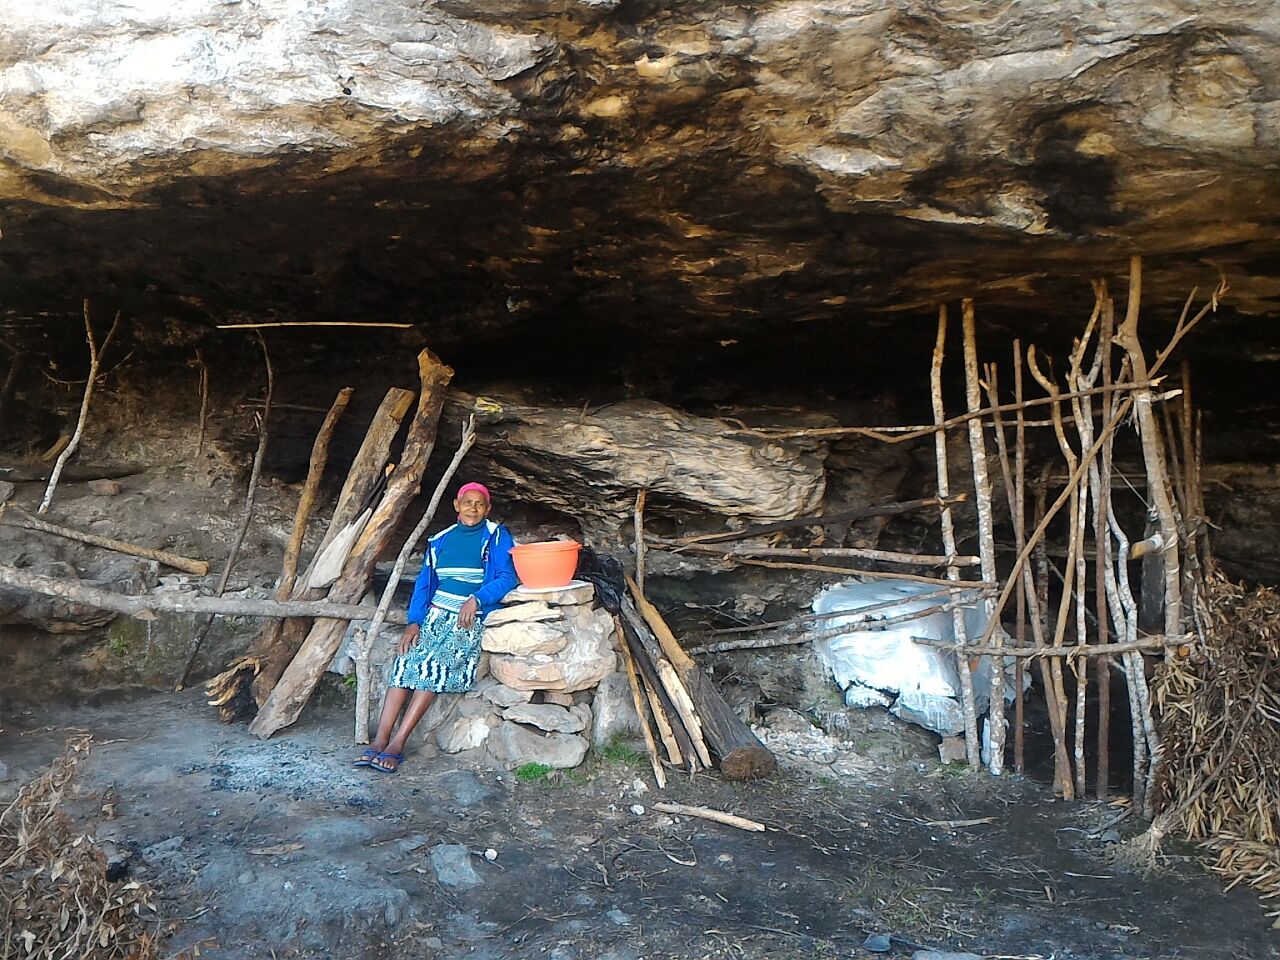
top-left (510, 540), bottom-right (581, 589)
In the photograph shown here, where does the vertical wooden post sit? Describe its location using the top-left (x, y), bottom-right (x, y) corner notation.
top-left (1012, 342), bottom-right (1028, 775)
top-left (1115, 256), bottom-right (1182, 644)
top-left (961, 301), bottom-right (1004, 774)
top-left (634, 489), bottom-right (648, 595)
top-left (1093, 294), bottom-right (1115, 799)
top-left (931, 306), bottom-right (981, 768)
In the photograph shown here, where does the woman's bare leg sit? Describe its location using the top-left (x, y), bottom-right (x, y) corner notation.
top-left (370, 687), bottom-right (411, 752)
top-left (385, 690), bottom-right (438, 757)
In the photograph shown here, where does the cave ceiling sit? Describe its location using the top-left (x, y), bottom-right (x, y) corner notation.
top-left (0, 0), bottom-right (1278, 373)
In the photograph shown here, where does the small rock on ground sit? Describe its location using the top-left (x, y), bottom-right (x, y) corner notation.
top-left (430, 843), bottom-right (483, 889)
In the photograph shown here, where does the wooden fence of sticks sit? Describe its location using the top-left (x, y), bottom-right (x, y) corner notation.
top-left (653, 256), bottom-right (1222, 806)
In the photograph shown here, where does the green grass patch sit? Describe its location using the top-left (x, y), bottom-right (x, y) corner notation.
top-left (514, 762), bottom-right (554, 782)
top-left (343, 674), bottom-right (358, 689)
top-left (600, 733), bottom-right (646, 766)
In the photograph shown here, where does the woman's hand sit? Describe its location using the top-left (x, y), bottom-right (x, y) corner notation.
top-left (397, 624), bottom-right (421, 655)
top-left (458, 596), bottom-right (480, 629)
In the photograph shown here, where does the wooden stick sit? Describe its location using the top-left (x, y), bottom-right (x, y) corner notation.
top-left (282, 388), bottom-right (354, 598)
top-left (247, 386), bottom-right (416, 707)
top-left (1092, 291), bottom-right (1115, 799)
top-left (962, 300), bottom-right (1005, 774)
top-left (1115, 257), bottom-right (1182, 647)
top-left (650, 538), bottom-right (980, 567)
top-left (353, 416), bottom-right (476, 742)
top-left (655, 549), bottom-right (993, 589)
top-left (39, 303), bottom-right (123, 514)
top-left (922, 638), bottom-right (1182, 657)
top-left (968, 277), bottom-right (1219, 656)
top-left (1067, 304), bottom-right (1103, 801)
top-left (634, 489), bottom-right (648, 595)
top-left (238, 387), bottom-right (353, 702)
top-left (177, 333), bottom-right (274, 689)
top-left (621, 618), bottom-right (691, 768)
top-left (1, 506), bottom-right (209, 575)
top-left (215, 321), bottom-right (413, 330)
top-left (251, 349), bottom-right (454, 739)
top-left (615, 620), bottom-right (667, 789)
top-left (931, 306), bottom-right (980, 768)
top-left (686, 603), bottom-right (955, 655)
top-left (728, 379), bottom-right (1163, 443)
top-left (1029, 346), bottom-right (1080, 799)
top-left (704, 586), bottom-right (964, 635)
top-left (984, 355), bottom-right (1025, 774)
top-left (670, 496), bottom-right (968, 546)
top-left (652, 802), bottom-right (765, 832)
top-left (194, 349), bottom-right (210, 458)
top-left (0, 562), bottom-right (410, 623)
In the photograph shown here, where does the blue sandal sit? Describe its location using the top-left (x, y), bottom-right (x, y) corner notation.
top-left (371, 752), bottom-right (404, 774)
top-left (352, 748), bottom-right (380, 768)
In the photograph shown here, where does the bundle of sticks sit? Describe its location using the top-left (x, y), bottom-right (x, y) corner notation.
top-left (611, 570), bottom-right (775, 786)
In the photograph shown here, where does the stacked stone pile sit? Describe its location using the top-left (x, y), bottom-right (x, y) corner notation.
top-left (334, 580), bottom-right (638, 769)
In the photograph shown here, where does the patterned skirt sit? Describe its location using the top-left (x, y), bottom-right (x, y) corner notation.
top-left (388, 607), bottom-right (485, 693)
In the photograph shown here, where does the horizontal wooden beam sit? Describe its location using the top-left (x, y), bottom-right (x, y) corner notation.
top-left (0, 562), bottom-right (405, 626)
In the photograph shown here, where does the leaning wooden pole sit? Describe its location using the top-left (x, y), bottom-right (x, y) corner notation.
top-left (1092, 291), bottom-right (1115, 799)
top-left (250, 349), bottom-right (454, 739)
top-left (177, 334), bottom-right (274, 690)
top-left (1, 506), bottom-right (209, 575)
top-left (961, 300), bottom-right (1005, 774)
top-left (236, 387), bottom-right (353, 693)
top-left (247, 386), bottom-right (415, 708)
top-left (931, 306), bottom-right (981, 768)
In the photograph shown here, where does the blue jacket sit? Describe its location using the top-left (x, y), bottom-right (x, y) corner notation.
top-left (407, 519), bottom-right (517, 624)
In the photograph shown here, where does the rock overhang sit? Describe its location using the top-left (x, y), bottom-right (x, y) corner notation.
top-left (0, 0), bottom-right (1276, 366)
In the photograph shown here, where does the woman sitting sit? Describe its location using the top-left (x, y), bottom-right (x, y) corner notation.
top-left (356, 481), bottom-right (517, 773)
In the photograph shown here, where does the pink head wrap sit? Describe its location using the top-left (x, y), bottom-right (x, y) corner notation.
top-left (456, 482), bottom-right (491, 504)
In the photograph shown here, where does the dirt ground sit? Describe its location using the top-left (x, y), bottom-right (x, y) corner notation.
top-left (3, 692), bottom-right (1276, 960)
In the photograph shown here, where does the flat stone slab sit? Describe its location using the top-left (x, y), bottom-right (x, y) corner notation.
top-left (482, 619), bottom-right (570, 656)
top-left (467, 677), bottom-right (533, 708)
top-left (502, 702), bottom-right (588, 734)
top-left (504, 580), bottom-right (595, 606)
top-left (484, 601), bottom-right (562, 627)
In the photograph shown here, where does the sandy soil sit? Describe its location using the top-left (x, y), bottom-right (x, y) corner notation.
top-left (3, 692), bottom-right (1276, 960)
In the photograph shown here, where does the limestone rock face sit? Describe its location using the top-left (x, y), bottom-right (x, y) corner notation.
top-left (0, 1), bottom-right (1276, 339)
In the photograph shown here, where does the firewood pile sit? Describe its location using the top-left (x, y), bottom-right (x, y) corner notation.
top-left (1145, 573), bottom-right (1280, 918)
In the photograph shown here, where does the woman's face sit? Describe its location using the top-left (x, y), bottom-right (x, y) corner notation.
top-left (455, 491), bottom-right (491, 527)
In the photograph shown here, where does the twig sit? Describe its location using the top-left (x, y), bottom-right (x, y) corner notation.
top-left (650, 538), bottom-right (979, 567)
top-left (687, 603), bottom-right (957, 655)
top-left (920, 637), bottom-right (1184, 657)
top-left (652, 549), bottom-right (993, 589)
top-left (194, 349), bottom-right (210, 458)
top-left (704, 586), bottom-right (965, 635)
top-left (38, 302), bottom-right (123, 514)
top-left (653, 802), bottom-right (765, 832)
top-left (215, 321), bottom-right (413, 330)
